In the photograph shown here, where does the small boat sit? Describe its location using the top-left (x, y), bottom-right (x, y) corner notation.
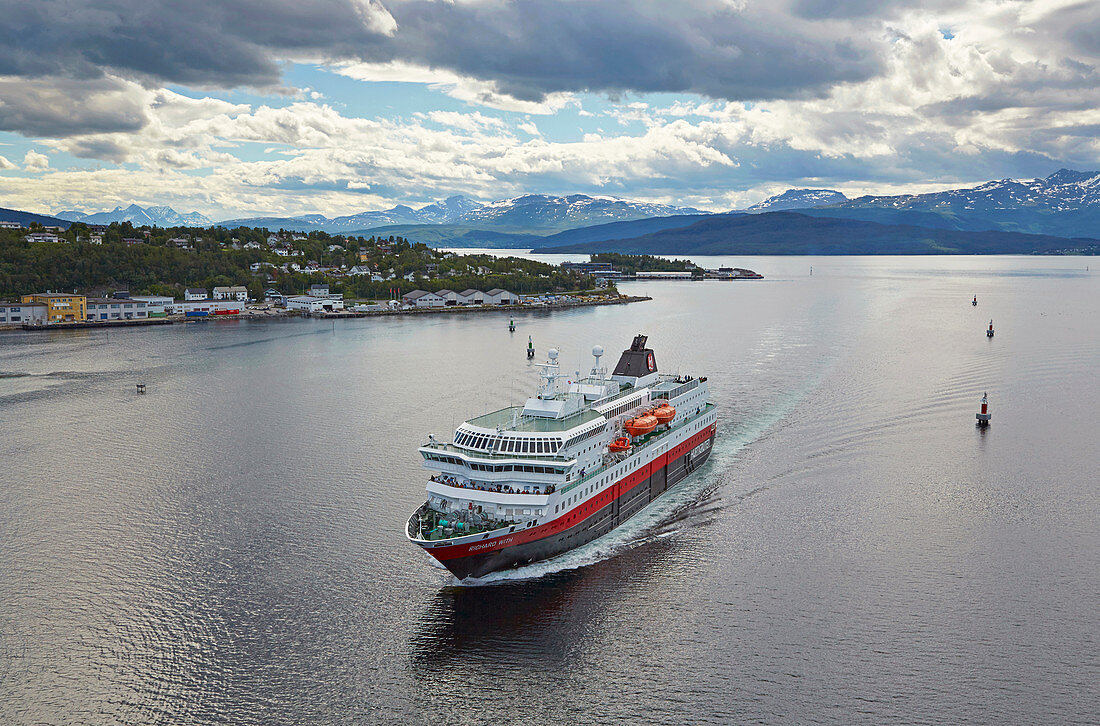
top-left (652, 404), bottom-right (676, 425)
top-left (608, 437), bottom-right (632, 453)
top-left (623, 414), bottom-right (658, 437)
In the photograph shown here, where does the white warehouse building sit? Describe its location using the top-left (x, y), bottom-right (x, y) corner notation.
top-left (286, 295), bottom-right (345, 313)
top-left (402, 290), bottom-right (447, 307)
top-left (483, 288), bottom-right (520, 305)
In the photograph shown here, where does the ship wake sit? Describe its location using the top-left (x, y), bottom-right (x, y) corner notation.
top-left (452, 378), bottom-right (818, 587)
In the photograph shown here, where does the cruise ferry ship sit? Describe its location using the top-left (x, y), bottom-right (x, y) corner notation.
top-left (406, 335), bottom-right (718, 579)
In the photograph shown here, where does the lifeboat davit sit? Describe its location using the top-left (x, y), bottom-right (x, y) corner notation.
top-left (624, 414), bottom-right (658, 437)
top-left (652, 404), bottom-right (676, 425)
top-left (608, 436), bottom-right (632, 453)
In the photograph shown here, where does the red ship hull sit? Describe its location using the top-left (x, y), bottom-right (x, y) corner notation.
top-left (419, 424), bottom-right (716, 580)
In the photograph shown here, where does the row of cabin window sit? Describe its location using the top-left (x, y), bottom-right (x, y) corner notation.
top-left (425, 450), bottom-right (565, 473)
top-left (500, 438), bottom-right (561, 454)
top-left (564, 424), bottom-right (606, 449)
top-left (467, 463), bottom-right (562, 474)
top-left (600, 396), bottom-right (647, 420)
top-left (456, 432), bottom-right (562, 454)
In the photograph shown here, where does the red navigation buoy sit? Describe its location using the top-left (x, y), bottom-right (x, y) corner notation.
top-left (987, 319), bottom-right (994, 337)
top-left (976, 392), bottom-right (991, 426)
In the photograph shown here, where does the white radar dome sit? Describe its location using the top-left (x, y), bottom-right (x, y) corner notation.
top-left (592, 345), bottom-right (604, 357)
top-left (548, 348), bottom-right (559, 360)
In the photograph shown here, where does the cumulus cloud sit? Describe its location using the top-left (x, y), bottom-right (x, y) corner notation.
top-left (0, 0), bottom-right (395, 87)
top-left (7, 98), bottom-right (744, 216)
top-left (349, 0), bottom-right (882, 102)
top-left (0, 75), bottom-right (150, 137)
top-left (0, 154), bottom-right (15, 170)
top-left (3, 0), bottom-right (1100, 215)
top-left (23, 150), bottom-right (49, 171)
top-left (0, 0), bottom-right (883, 137)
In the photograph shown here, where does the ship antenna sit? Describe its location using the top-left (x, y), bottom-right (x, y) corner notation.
top-left (535, 347), bottom-right (561, 398)
top-left (591, 345), bottom-right (605, 379)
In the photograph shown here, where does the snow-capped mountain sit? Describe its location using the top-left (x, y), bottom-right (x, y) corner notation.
top-left (841, 169), bottom-right (1100, 213)
top-left (220, 195), bottom-right (484, 232)
top-left (219, 194), bottom-right (706, 233)
top-left (326, 205), bottom-right (423, 230)
top-left (460, 194), bottom-right (705, 229)
top-left (56, 204), bottom-right (212, 227)
top-left (747, 189), bottom-right (847, 212)
top-left (803, 168), bottom-right (1100, 238)
top-left (417, 194), bottom-right (483, 224)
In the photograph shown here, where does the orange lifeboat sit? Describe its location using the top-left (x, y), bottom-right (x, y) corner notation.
top-left (652, 404), bottom-right (676, 425)
top-left (623, 414), bottom-right (658, 437)
top-left (608, 436), bottom-right (632, 453)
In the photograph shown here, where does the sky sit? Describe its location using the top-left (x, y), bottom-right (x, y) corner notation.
top-left (1, 0), bottom-right (1099, 221)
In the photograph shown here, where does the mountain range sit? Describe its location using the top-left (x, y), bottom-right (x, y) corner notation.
top-left (540, 211), bottom-right (1098, 256)
top-left (46, 194), bottom-right (704, 239)
top-left (801, 169), bottom-right (1100, 239)
top-left (217, 195), bottom-right (484, 232)
top-left (56, 204), bottom-right (213, 227)
top-left (217, 194), bottom-right (704, 235)
top-left (7, 168), bottom-right (1099, 254)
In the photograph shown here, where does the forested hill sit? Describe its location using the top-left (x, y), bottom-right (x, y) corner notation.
top-left (540, 212), bottom-right (1100, 255)
top-left (0, 224), bottom-right (594, 300)
top-left (0, 207), bottom-right (72, 229)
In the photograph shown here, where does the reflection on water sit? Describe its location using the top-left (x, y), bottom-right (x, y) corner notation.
top-left (1, 256), bottom-right (1098, 725)
top-left (411, 574), bottom-right (589, 667)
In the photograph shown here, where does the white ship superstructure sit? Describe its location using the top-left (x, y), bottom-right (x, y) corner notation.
top-left (407, 335), bottom-right (717, 579)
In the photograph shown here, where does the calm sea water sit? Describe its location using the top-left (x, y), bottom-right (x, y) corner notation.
top-left (1, 256), bottom-right (1097, 725)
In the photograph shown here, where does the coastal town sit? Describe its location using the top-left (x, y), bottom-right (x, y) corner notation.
top-left (0, 221), bottom-right (761, 331)
top-left (0, 221), bottom-right (629, 329)
top-left (0, 284), bottom-right (642, 329)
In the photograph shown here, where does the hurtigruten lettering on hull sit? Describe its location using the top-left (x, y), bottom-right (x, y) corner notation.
top-left (406, 334), bottom-right (718, 580)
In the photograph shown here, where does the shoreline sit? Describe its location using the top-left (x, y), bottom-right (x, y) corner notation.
top-left (2, 294), bottom-right (651, 333)
top-left (313, 294), bottom-right (651, 318)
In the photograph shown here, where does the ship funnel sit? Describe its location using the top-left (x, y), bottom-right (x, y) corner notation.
top-left (612, 334), bottom-right (657, 379)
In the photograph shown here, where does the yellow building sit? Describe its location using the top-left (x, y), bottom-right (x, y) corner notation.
top-left (21, 293), bottom-right (87, 323)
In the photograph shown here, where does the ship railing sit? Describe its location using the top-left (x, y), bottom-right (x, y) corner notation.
top-left (422, 441), bottom-right (571, 463)
top-left (558, 402), bottom-right (715, 495)
top-left (428, 474), bottom-right (556, 496)
top-left (590, 384), bottom-right (641, 409)
top-left (650, 378), bottom-right (700, 401)
top-left (410, 507), bottom-right (517, 542)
